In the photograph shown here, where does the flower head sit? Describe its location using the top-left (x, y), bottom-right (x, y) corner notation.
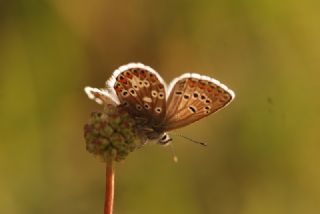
top-left (84, 104), bottom-right (140, 162)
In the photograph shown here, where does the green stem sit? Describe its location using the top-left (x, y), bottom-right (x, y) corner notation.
top-left (104, 160), bottom-right (114, 214)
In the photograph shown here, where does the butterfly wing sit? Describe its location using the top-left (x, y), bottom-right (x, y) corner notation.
top-left (163, 73), bottom-right (235, 131)
top-left (107, 63), bottom-right (167, 127)
top-left (84, 87), bottom-right (119, 105)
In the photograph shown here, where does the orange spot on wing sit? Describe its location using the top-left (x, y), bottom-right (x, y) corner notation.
top-left (188, 79), bottom-right (197, 87)
top-left (129, 69), bottom-right (139, 77)
top-left (198, 82), bottom-right (206, 89)
top-left (125, 71), bottom-right (133, 79)
top-left (138, 70), bottom-right (147, 79)
top-left (115, 86), bottom-right (123, 92)
top-left (206, 86), bottom-right (213, 92)
top-left (217, 87), bottom-right (224, 93)
top-left (140, 73), bottom-right (147, 79)
top-left (149, 74), bottom-right (157, 82)
top-left (118, 75), bottom-right (128, 84)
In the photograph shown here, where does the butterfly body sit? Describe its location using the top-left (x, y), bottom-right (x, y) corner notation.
top-left (85, 63), bottom-right (234, 145)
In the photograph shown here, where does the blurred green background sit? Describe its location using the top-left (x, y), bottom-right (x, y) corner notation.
top-left (1, 0), bottom-right (320, 213)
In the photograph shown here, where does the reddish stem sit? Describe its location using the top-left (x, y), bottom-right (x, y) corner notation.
top-left (104, 160), bottom-right (114, 214)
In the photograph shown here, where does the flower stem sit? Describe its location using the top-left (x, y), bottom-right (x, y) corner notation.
top-left (104, 159), bottom-right (114, 214)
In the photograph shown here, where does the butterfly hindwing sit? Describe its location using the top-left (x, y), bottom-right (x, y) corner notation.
top-left (107, 63), bottom-right (167, 126)
top-left (163, 73), bottom-right (235, 131)
top-left (84, 87), bottom-right (119, 105)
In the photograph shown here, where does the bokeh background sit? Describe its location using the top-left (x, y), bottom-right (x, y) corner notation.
top-left (1, 0), bottom-right (320, 213)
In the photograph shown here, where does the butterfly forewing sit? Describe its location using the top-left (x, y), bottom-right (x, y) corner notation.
top-left (163, 74), bottom-right (234, 131)
top-left (107, 63), bottom-right (167, 126)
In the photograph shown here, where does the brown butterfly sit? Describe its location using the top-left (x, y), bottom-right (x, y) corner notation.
top-left (85, 63), bottom-right (235, 145)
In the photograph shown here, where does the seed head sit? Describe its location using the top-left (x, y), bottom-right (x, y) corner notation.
top-left (84, 104), bottom-right (140, 162)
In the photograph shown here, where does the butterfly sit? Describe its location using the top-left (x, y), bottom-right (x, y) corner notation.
top-left (85, 63), bottom-right (235, 145)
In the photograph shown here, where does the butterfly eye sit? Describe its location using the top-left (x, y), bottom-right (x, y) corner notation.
top-left (158, 133), bottom-right (172, 145)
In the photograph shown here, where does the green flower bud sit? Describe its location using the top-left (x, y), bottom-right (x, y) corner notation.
top-left (84, 104), bottom-right (141, 162)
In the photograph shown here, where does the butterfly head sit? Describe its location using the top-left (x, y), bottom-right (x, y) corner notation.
top-left (158, 132), bottom-right (172, 146)
top-left (137, 126), bottom-right (172, 145)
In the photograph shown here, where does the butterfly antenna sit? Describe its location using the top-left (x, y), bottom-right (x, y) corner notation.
top-left (172, 133), bottom-right (208, 146)
top-left (169, 143), bottom-right (179, 163)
